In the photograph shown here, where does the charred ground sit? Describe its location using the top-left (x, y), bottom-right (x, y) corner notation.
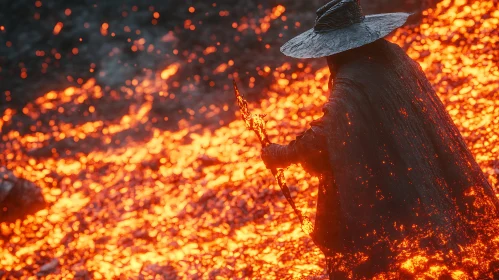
top-left (1, 0), bottom-right (435, 131)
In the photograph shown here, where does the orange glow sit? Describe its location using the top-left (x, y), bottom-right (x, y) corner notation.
top-left (53, 22), bottom-right (63, 35)
top-left (236, 5), bottom-right (285, 34)
top-left (100, 22), bottom-right (109, 36)
top-left (184, 19), bottom-right (192, 29)
top-left (213, 63), bottom-right (228, 74)
top-left (160, 63), bottom-right (180, 80)
top-left (1, 1), bottom-right (499, 279)
top-left (203, 46), bottom-right (217, 55)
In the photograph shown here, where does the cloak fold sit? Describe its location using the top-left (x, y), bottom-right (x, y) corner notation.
top-left (287, 39), bottom-right (499, 277)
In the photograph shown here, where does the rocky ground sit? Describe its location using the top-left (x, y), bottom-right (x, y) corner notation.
top-left (1, 0), bottom-right (437, 131)
top-left (4, 1), bottom-right (499, 278)
top-left (0, 0), bottom-right (439, 221)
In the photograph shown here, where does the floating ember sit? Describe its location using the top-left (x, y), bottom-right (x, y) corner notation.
top-left (0, 0), bottom-right (498, 279)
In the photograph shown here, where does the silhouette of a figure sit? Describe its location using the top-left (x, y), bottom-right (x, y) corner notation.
top-left (262, 0), bottom-right (499, 278)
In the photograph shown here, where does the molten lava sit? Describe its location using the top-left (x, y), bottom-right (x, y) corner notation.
top-left (1, 0), bottom-right (499, 278)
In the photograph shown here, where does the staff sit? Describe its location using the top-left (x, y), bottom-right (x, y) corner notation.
top-left (232, 80), bottom-right (313, 235)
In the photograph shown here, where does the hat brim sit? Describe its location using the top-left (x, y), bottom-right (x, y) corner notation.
top-left (280, 13), bottom-right (411, 59)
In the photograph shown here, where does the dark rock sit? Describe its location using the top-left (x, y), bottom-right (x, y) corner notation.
top-left (489, 260), bottom-right (499, 278)
top-left (198, 155), bottom-right (222, 167)
top-left (0, 0), bottom-right (438, 133)
top-left (0, 167), bottom-right (46, 223)
top-left (198, 189), bottom-right (217, 204)
top-left (74, 269), bottom-right (91, 280)
top-left (144, 263), bottom-right (179, 279)
top-left (133, 228), bottom-right (155, 241)
top-left (37, 258), bottom-right (59, 277)
top-left (94, 235), bottom-right (112, 244)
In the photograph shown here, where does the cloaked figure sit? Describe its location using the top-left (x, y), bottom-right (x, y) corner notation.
top-left (262, 0), bottom-right (499, 279)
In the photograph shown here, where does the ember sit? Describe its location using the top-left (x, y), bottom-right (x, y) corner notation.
top-left (1, 0), bottom-right (498, 278)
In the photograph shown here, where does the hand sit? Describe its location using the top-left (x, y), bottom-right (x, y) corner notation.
top-left (261, 143), bottom-right (285, 170)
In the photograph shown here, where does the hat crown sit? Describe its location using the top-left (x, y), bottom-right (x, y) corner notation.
top-left (314, 0), bottom-right (365, 33)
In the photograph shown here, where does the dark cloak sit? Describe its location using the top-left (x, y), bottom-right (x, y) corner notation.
top-left (272, 39), bottom-right (499, 278)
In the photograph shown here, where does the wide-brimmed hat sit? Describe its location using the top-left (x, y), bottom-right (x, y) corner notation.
top-left (281, 0), bottom-right (411, 58)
